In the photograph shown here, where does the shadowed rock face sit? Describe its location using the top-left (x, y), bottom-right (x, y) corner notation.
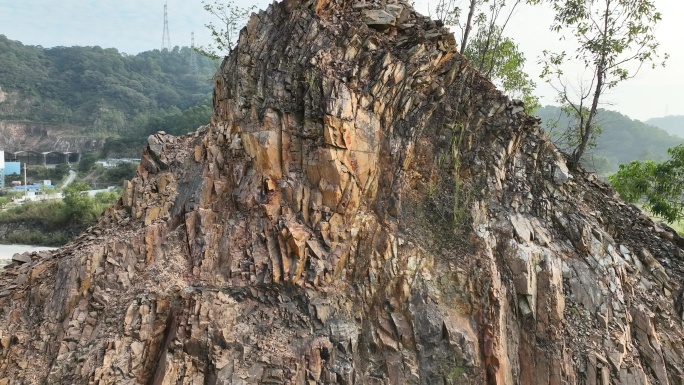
top-left (1, 0), bottom-right (684, 384)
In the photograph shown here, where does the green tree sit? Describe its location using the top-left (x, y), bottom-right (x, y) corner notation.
top-left (433, 0), bottom-right (539, 111)
top-left (464, 26), bottom-right (539, 110)
top-left (54, 163), bottom-right (71, 181)
top-left (536, 105), bottom-right (681, 174)
top-left (62, 182), bottom-right (95, 226)
top-left (104, 162), bottom-right (138, 183)
top-left (538, 0), bottom-right (667, 169)
top-left (93, 191), bottom-right (119, 206)
top-left (197, 0), bottom-right (256, 59)
top-left (101, 100), bottom-right (212, 158)
top-left (0, 35), bottom-right (216, 131)
top-left (78, 152), bottom-right (98, 174)
top-left (610, 145), bottom-right (684, 223)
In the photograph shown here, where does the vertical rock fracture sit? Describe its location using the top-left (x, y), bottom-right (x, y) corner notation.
top-left (1, 0), bottom-right (683, 384)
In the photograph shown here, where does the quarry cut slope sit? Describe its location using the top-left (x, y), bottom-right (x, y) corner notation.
top-left (1, 0), bottom-right (684, 383)
top-left (0, 120), bottom-right (105, 153)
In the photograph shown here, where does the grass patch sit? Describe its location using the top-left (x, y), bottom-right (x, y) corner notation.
top-left (0, 200), bottom-right (67, 229)
top-left (448, 365), bottom-right (466, 382)
top-left (1, 229), bottom-right (71, 247)
top-left (0, 186), bottom-right (119, 246)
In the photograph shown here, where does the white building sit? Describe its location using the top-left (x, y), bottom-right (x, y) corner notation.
top-left (0, 150), bottom-right (4, 188)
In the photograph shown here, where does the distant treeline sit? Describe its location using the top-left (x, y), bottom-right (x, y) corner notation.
top-left (536, 106), bottom-right (684, 175)
top-left (0, 34), bottom-right (216, 130)
top-left (0, 35), bottom-right (218, 157)
top-left (645, 115), bottom-right (684, 138)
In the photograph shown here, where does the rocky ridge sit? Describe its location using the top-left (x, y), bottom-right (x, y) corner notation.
top-left (1, 0), bottom-right (683, 384)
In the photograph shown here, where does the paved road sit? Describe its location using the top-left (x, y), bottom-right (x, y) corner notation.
top-left (60, 170), bottom-right (77, 189)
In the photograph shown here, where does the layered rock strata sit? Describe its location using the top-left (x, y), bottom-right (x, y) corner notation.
top-left (1, 0), bottom-right (683, 384)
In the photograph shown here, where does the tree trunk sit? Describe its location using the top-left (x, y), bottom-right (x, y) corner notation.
top-left (569, 0), bottom-right (611, 169)
top-left (460, 0), bottom-right (477, 53)
top-left (569, 81), bottom-right (600, 169)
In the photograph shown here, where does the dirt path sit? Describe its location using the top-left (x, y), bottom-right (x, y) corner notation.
top-left (60, 170), bottom-right (77, 189)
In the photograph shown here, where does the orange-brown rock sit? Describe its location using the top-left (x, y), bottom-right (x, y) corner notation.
top-left (1, 0), bottom-right (684, 384)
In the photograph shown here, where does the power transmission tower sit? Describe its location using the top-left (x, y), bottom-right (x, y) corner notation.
top-left (161, 3), bottom-right (171, 50)
top-left (189, 31), bottom-right (198, 74)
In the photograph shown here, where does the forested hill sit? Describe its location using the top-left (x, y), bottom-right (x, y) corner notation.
top-left (645, 115), bottom-right (684, 138)
top-left (535, 106), bottom-right (683, 174)
top-left (0, 34), bottom-right (216, 134)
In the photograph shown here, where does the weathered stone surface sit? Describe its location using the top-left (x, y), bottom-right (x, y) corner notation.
top-left (1, 0), bottom-right (683, 384)
top-left (553, 158), bottom-right (571, 185)
top-left (362, 9), bottom-right (395, 26)
top-left (10, 252), bottom-right (32, 264)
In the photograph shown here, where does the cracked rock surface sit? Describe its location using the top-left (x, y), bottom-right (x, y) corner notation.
top-left (1, 0), bottom-right (684, 383)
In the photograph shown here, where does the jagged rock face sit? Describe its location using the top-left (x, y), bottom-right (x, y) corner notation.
top-left (1, 0), bottom-right (684, 384)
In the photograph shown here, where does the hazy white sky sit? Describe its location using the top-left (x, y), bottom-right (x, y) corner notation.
top-left (496, 1), bottom-right (684, 122)
top-left (0, 0), bottom-right (681, 121)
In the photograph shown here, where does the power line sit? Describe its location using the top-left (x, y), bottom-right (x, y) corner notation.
top-left (161, 3), bottom-right (171, 50)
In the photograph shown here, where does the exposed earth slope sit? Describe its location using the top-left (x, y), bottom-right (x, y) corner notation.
top-left (0, 120), bottom-right (105, 152)
top-left (1, 0), bottom-right (683, 384)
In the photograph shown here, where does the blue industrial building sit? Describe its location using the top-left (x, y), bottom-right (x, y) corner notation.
top-left (4, 161), bottom-right (20, 176)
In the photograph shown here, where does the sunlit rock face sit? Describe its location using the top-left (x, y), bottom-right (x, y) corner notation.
top-left (1, 0), bottom-right (683, 384)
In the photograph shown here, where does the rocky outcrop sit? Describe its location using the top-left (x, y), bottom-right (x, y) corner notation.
top-left (1, 0), bottom-right (683, 383)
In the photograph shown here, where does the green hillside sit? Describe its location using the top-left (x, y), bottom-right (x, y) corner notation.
top-left (0, 34), bottom-right (216, 141)
top-left (535, 106), bottom-right (683, 174)
top-left (645, 116), bottom-right (684, 138)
